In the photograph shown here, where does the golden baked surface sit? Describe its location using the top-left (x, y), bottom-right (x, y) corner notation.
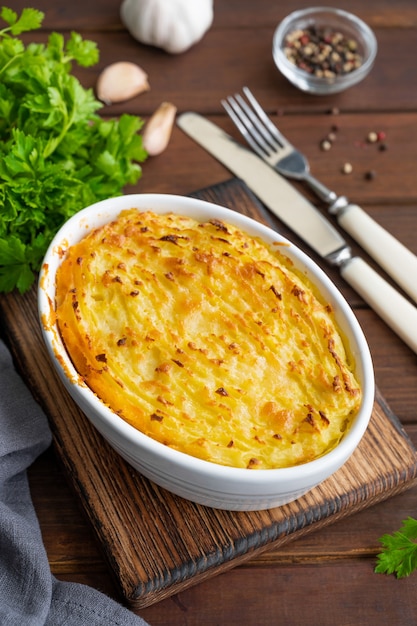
top-left (55, 209), bottom-right (362, 469)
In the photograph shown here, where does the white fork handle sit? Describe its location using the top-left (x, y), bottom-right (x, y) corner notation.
top-left (341, 256), bottom-right (417, 355)
top-left (337, 203), bottom-right (417, 304)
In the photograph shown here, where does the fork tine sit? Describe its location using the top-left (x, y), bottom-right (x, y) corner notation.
top-left (242, 86), bottom-right (291, 149)
top-left (222, 88), bottom-right (295, 162)
top-left (221, 97), bottom-right (270, 159)
top-left (234, 93), bottom-right (280, 152)
top-left (222, 96), bottom-right (270, 157)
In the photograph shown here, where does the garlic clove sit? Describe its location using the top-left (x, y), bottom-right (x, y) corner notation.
top-left (143, 102), bottom-right (177, 156)
top-left (96, 62), bottom-right (150, 105)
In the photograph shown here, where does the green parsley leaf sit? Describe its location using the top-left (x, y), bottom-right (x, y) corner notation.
top-left (0, 6), bottom-right (147, 293)
top-left (65, 31), bottom-right (99, 67)
top-left (375, 517), bottom-right (417, 578)
top-left (0, 7), bottom-right (44, 35)
top-left (0, 236), bottom-right (33, 294)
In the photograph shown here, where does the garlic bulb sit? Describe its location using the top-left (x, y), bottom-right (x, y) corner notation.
top-left (96, 62), bottom-right (150, 104)
top-left (120, 0), bottom-right (214, 55)
top-left (143, 102), bottom-right (177, 155)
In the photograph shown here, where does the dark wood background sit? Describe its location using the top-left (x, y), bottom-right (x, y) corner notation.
top-left (5, 1), bottom-right (417, 624)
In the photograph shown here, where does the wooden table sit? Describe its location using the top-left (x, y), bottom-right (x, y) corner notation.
top-left (7, 1), bottom-right (417, 624)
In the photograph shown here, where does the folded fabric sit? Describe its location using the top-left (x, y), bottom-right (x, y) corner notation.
top-left (0, 338), bottom-right (150, 626)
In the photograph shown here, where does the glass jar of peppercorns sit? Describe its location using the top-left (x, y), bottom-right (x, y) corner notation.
top-left (273, 7), bottom-right (377, 95)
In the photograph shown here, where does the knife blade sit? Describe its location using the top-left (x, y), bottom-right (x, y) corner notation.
top-left (177, 112), bottom-right (417, 354)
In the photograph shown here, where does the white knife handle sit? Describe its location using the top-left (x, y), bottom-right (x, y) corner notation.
top-left (337, 203), bottom-right (417, 304)
top-left (340, 256), bottom-right (417, 355)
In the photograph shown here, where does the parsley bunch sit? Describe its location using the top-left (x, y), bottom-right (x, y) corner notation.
top-left (0, 7), bottom-right (147, 294)
top-left (375, 517), bottom-right (417, 578)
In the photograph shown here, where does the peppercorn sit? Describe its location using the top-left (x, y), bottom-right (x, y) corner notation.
top-left (367, 131), bottom-right (378, 143)
top-left (342, 162), bottom-right (353, 174)
top-left (320, 139), bottom-right (332, 151)
top-left (283, 26), bottom-right (363, 77)
top-left (364, 170), bottom-right (376, 180)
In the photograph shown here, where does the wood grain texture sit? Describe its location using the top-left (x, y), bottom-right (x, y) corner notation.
top-left (12, 0), bottom-right (417, 31)
top-left (139, 559), bottom-right (417, 626)
top-left (1, 180), bottom-right (416, 610)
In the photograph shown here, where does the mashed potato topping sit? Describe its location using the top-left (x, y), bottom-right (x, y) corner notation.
top-left (55, 209), bottom-right (361, 469)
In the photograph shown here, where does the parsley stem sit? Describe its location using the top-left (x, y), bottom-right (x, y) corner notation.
top-left (0, 52), bottom-right (23, 77)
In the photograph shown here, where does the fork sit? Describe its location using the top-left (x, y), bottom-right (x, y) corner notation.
top-left (222, 87), bottom-right (417, 305)
top-left (222, 86), bottom-right (341, 207)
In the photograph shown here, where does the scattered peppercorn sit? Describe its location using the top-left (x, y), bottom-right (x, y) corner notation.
top-left (320, 139), bottom-right (332, 151)
top-left (284, 26), bottom-right (363, 77)
top-left (315, 119), bottom-right (387, 181)
top-left (320, 124), bottom-right (340, 150)
top-left (367, 131), bottom-right (378, 143)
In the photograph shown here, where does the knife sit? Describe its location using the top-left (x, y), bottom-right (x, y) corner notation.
top-left (177, 112), bottom-right (417, 355)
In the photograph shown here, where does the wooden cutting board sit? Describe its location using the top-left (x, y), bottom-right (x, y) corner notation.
top-left (1, 179), bottom-right (417, 610)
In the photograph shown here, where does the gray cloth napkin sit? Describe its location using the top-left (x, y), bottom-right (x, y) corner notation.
top-left (0, 338), bottom-right (150, 626)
